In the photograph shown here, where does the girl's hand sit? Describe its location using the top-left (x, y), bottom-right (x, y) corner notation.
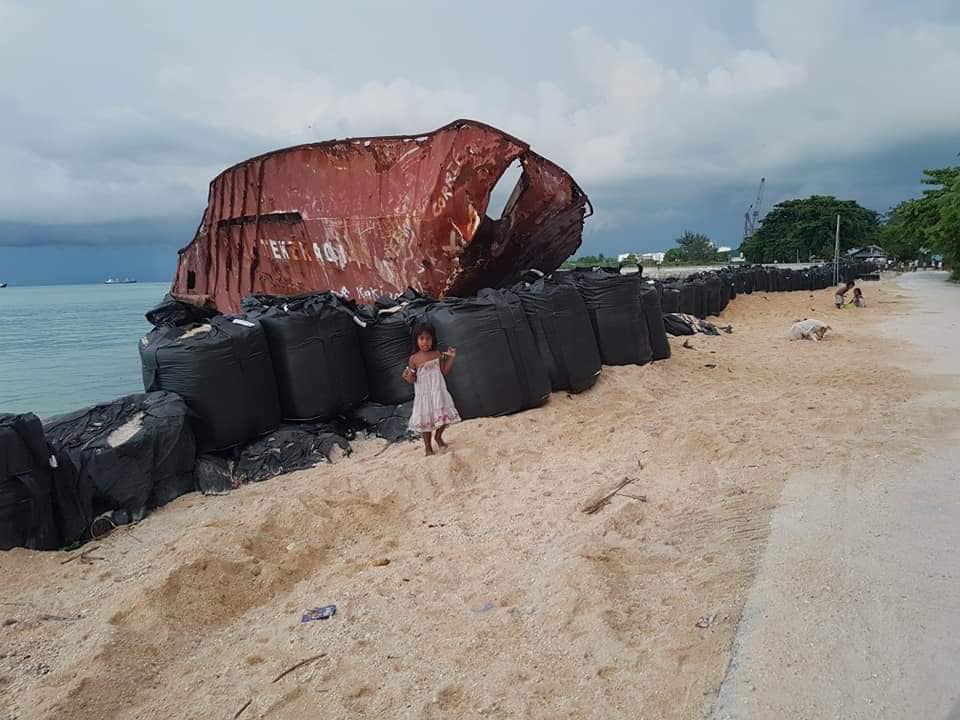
top-left (445, 347), bottom-right (457, 357)
top-left (402, 366), bottom-right (416, 383)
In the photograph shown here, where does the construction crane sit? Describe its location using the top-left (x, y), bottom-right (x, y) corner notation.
top-left (743, 177), bottom-right (766, 242)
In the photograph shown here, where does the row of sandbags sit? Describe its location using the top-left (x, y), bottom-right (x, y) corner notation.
top-left (137, 271), bottom-right (673, 453)
top-left (1, 392), bottom-right (351, 550)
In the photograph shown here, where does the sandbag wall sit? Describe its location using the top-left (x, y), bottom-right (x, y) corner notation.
top-left (512, 278), bottom-right (602, 393)
top-left (559, 270), bottom-right (652, 366)
top-left (140, 315), bottom-right (281, 451)
top-left (3, 261), bottom-right (877, 551)
top-left (44, 392), bottom-right (196, 524)
top-left (242, 293), bottom-right (368, 421)
top-left (1, 413), bottom-right (66, 550)
top-left (422, 291), bottom-right (552, 420)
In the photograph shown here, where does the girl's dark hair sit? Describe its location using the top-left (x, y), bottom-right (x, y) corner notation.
top-left (412, 321), bottom-right (437, 352)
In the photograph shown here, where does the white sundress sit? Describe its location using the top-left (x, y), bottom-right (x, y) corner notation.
top-left (408, 357), bottom-right (461, 433)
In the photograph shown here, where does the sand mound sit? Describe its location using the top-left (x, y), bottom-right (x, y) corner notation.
top-left (1, 278), bottom-right (952, 720)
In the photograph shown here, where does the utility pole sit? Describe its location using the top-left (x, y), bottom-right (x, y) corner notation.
top-left (833, 214), bottom-right (841, 285)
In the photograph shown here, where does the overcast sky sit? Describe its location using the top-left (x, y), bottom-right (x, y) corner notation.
top-left (1, 0), bottom-right (959, 283)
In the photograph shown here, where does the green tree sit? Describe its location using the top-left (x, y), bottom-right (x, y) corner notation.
top-left (741, 196), bottom-right (880, 263)
top-left (879, 164), bottom-right (960, 274)
top-left (664, 248), bottom-right (685, 263)
top-left (674, 231), bottom-right (716, 262)
top-left (924, 167), bottom-right (960, 276)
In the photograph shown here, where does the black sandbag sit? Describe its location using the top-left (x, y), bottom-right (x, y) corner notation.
top-left (640, 283), bottom-right (671, 361)
top-left (357, 293), bottom-right (434, 406)
top-left (424, 291), bottom-right (551, 420)
top-left (233, 423), bottom-right (351, 485)
top-left (663, 313), bottom-right (696, 336)
top-left (705, 276), bottom-right (723, 315)
top-left (718, 277), bottom-right (731, 310)
top-left (676, 284), bottom-right (697, 315)
top-left (0, 413), bottom-right (60, 550)
top-left (349, 401), bottom-right (415, 442)
top-left (563, 270), bottom-right (652, 366)
top-left (145, 294), bottom-right (219, 327)
top-left (660, 286), bottom-right (681, 314)
top-left (687, 279), bottom-right (709, 318)
top-left (140, 315), bottom-right (281, 451)
top-left (243, 292), bottom-right (368, 421)
top-left (514, 278), bottom-right (602, 393)
top-left (44, 392), bottom-right (197, 520)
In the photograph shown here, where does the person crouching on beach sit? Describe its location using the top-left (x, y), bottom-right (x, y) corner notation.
top-left (850, 287), bottom-right (865, 307)
top-left (834, 280), bottom-right (855, 309)
top-left (402, 322), bottom-right (461, 456)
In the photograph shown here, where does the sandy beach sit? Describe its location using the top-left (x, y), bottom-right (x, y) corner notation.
top-left (2, 275), bottom-right (957, 720)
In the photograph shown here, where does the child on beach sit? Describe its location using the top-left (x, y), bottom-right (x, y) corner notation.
top-left (402, 322), bottom-right (461, 456)
top-left (834, 280), bottom-right (855, 308)
top-left (850, 287), bottom-right (865, 307)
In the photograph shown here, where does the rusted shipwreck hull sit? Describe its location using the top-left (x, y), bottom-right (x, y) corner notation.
top-left (171, 119), bottom-right (591, 312)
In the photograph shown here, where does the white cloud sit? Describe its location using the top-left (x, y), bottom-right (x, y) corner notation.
top-left (0, 0), bottom-right (958, 231)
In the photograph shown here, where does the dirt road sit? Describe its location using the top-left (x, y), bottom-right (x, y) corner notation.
top-left (713, 271), bottom-right (960, 719)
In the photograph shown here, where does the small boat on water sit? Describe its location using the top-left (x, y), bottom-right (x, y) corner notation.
top-left (104, 277), bottom-right (137, 284)
top-left (0, 282), bottom-right (7, 288)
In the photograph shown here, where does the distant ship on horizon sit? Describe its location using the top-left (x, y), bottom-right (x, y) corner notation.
top-left (104, 277), bottom-right (137, 284)
top-left (0, 282), bottom-right (7, 288)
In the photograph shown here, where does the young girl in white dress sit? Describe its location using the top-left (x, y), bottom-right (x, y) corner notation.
top-left (402, 322), bottom-right (461, 455)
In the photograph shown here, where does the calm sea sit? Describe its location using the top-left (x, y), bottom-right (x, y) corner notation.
top-left (0, 282), bottom-right (169, 419)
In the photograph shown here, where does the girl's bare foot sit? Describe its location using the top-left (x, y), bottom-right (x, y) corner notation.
top-left (424, 447), bottom-right (434, 456)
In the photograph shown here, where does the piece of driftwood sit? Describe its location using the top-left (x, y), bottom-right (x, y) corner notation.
top-left (272, 653), bottom-right (326, 683)
top-left (582, 477), bottom-right (636, 515)
top-left (232, 699), bottom-right (252, 719)
top-left (60, 545), bottom-right (101, 565)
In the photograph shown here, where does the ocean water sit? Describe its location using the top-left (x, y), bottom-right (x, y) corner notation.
top-left (0, 282), bottom-right (169, 419)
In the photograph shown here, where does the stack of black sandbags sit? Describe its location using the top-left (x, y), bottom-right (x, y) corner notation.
top-left (195, 422), bottom-right (352, 495)
top-left (355, 289), bottom-right (434, 406)
top-left (1, 413), bottom-right (61, 550)
top-left (140, 315), bottom-right (281, 451)
top-left (44, 392), bottom-right (196, 524)
top-left (660, 284), bottom-right (681, 314)
top-left (243, 292), bottom-right (368, 422)
top-left (639, 282), bottom-right (671, 361)
top-left (561, 270), bottom-right (653, 366)
top-left (512, 277), bottom-right (602, 392)
top-left (424, 291), bottom-right (551, 420)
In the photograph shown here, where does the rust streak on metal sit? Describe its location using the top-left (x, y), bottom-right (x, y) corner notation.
top-left (171, 119), bottom-right (590, 312)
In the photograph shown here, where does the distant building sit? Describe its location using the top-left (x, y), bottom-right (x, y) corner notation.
top-left (847, 245), bottom-right (889, 265)
top-left (617, 252), bottom-right (665, 264)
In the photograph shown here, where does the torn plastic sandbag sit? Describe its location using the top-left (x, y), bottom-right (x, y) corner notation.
top-left (561, 270), bottom-right (652, 366)
top-left (145, 294), bottom-right (219, 327)
top-left (513, 277), bottom-right (602, 393)
top-left (242, 292), bottom-right (369, 421)
top-left (139, 316), bottom-right (281, 451)
top-left (0, 413), bottom-right (60, 550)
top-left (356, 292), bottom-right (435, 406)
top-left (195, 455), bottom-right (235, 495)
top-left (348, 401), bottom-right (415, 442)
top-left (424, 291), bottom-right (551, 420)
top-left (44, 392), bottom-right (197, 522)
top-left (233, 423), bottom-right (351, 485)
top-left (664, 313), bottom-right (721, 336)
top-left (663, 313), bottom-right (696, 336)
top-left (640, 284), bottom-right (671, 361)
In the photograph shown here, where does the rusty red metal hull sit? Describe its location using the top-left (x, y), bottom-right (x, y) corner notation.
top-left (171, 119), bottom-right (591, 312)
